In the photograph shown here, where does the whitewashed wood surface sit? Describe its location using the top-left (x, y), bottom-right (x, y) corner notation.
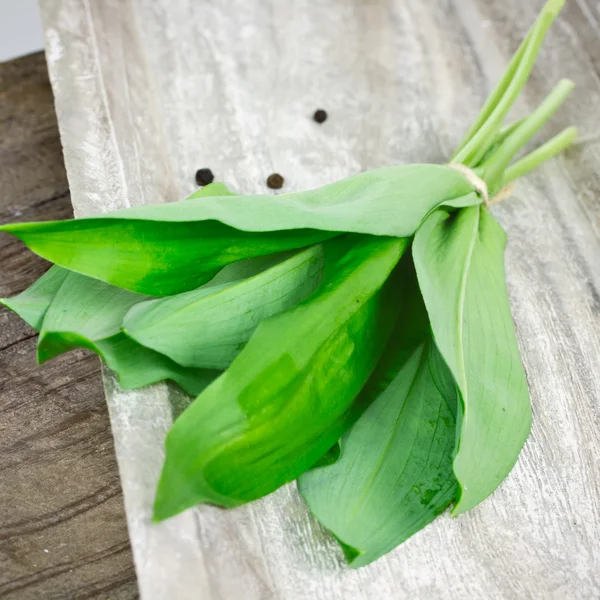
top-left (38, 0), bottom-right (600, 598)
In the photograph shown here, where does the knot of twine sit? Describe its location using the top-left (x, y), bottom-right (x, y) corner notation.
top-left (447, 163), bottom-right (515, 207)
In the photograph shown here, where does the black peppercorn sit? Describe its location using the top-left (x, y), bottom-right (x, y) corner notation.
top-left (266, 173), bottom-right (285, 190)
top-left (195, 168), bottom-right (214, 186)
top-left (313, 109), bottom-right (328, 124)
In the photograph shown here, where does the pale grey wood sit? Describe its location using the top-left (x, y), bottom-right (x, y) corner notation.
top-left (38, 0), bottom-right (600, 598)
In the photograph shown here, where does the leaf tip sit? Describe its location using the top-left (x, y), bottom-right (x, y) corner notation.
top-left (152, 451), bottom-right (208, 522)
top-left (36, 334), bottom-right (53, 365)
top-left (152, 477), bottom-right (180, 523)
top-left (329, 534), bottom-right (367, 567)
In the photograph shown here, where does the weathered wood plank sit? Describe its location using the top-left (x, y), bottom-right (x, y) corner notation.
top-left (38, 0), bottom-right (600, 598)
top-left (0, 52), bottom-right (137, 600)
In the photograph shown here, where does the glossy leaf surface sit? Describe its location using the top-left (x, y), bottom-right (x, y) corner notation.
top-left (153, 234), bottom-right (408, 519)
top-left (0, 220), bottom-right (330, 296)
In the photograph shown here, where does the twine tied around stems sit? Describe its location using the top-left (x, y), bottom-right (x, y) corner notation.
top-left (448, 163), bottom-right (514, 207)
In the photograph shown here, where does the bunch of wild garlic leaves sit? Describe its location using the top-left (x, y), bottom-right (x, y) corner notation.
top-left (1, 0), bottom-right (575, 567)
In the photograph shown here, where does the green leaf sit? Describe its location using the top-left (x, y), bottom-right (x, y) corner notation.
top-left (413, 205), bottom-right (531, 515)
top-left (190, 182), bottom-right (237, 198)
top-left (298, 262), bottom-right (458, 567)
top-left (38, 271), bottom-right (219, 396)
top-left (153, 234), bottom-right (409, 520)
top-left (43, 331), bottom-right (219, 396)
top-left (205, 251), bottom-right (298, 284)
top-left (0, 266), bottom-right (68, 330)
top-left (124, 246), bottom-right (324, 369)
top-left (181, 165), bottom-right (478, 236)
top-left (39, 271), bottom-right (150, 353)
top-left (0, 220), bottom-right (330, 297)
top-left (0, 165), bottom-right (479, 295)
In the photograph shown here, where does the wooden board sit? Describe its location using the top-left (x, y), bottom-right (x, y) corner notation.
top-left (37, 0), bottom-right (600, 598)
top-left (0, 52), bottom-right (136, 599)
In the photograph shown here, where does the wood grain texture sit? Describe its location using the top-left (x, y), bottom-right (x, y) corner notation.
top-left (37, 0), bottom-right (600, 598)
top-left (0, 52), bottom-right (137, 600)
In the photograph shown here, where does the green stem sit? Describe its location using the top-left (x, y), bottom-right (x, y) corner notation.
top-left (496, 118), bottom-right (527, 143)
top-left (501, 126), bottom-right (577, 184)
top-left (451, 0), bottom-right (565, 167)
top-left (482, 79), bottom-right (575, 189)
top-left (474, 117), bottom-right (527, 168)
top-left (452, 32), bottom-right (533, 157)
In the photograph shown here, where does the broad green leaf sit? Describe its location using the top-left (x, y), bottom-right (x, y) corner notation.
top-left (38, 272), bottom-right (219, 396)
top-left (0, 220), bottom-right (330, 297)
top-left (181, 165), bottom-right (478, 236)
top-left (124, 246), bottom-right (324, 369)
top-left (299, 263), bottom-right (458, 567)
top-left (0, 266), bottom-right (68, 330)
top-left (0, 165), bottom-right (479, 295)
top-left (153, 234), bottom-right (409, 520)
top-left (413, 205), bottom-right (531, 514)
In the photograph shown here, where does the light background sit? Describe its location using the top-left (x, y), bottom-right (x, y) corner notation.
top-left (0, 0), bottom-right (44, 62)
